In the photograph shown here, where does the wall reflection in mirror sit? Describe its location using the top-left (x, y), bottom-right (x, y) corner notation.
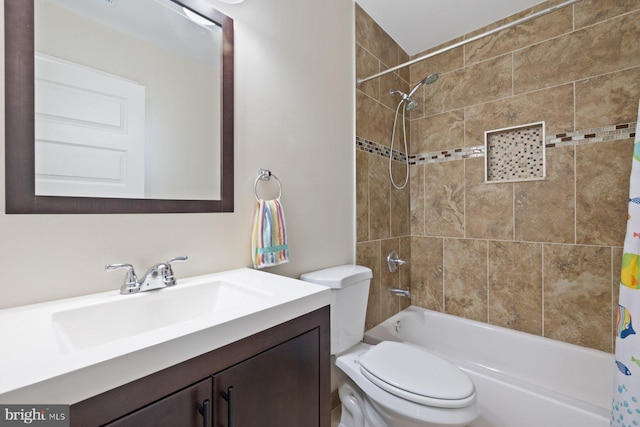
top-left (34, 0), bottom-right (221, 200)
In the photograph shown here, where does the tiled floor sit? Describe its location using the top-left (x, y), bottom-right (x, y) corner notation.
top-left (331, 405), bottom-right (342, 427)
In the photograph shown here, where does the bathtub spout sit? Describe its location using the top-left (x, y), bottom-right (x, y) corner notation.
top-left (390, 287), bottom-right (410, 298)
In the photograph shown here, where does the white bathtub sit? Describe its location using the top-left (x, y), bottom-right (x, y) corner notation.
top-left (363, 306), bottom-right (615, 427)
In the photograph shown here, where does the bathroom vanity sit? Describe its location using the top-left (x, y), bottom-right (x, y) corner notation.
top-left (0, 269), bottom-right (331, 427)
top-left (74, 307), bottom-right (329, 426)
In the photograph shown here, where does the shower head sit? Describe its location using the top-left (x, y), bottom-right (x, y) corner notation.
top-left (389, 73), bottom-right (437, 112)
top-left (404, 98), bottom-right (419, 111)
top-left (423, 73), bottom-right (439, 85)
top-left (408, 73), bottom-right (439, 97)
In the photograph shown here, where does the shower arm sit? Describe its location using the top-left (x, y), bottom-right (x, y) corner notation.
top-left (356, 0), bottom-right (581, 85)
top-left (407, 83), bottom-right (422, 98)
top-left (389, 89), bottom-right (408, 99)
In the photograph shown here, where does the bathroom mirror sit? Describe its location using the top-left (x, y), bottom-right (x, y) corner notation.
top-left (5, 0), bottom-right (234, 213)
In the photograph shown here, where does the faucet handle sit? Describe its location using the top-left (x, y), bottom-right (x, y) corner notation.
top-left (106, 263), bottom-right (139, 294)
top-left (167, 256), bottom-right (188, 265)
top-left (163, 256), bottom-right (188, 286)
top-left (387, 250), bottom-right (409, 273)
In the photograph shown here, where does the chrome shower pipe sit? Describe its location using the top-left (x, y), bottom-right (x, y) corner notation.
top-left (356, 0), bottom-right (581, 85)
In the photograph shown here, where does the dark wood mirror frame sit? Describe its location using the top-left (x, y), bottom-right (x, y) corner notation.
top-left (5, 0), bottom-right (234, 214)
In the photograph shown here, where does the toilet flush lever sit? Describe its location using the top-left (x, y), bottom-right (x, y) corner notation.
top-left (387, 250), bottom-right (408, 272)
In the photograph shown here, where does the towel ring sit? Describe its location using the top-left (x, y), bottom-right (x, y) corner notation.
top-left (254, 169), bottom-right (282, 201)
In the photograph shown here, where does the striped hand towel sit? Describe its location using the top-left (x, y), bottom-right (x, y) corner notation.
top-left (251, 197), bottom-right (289, 269)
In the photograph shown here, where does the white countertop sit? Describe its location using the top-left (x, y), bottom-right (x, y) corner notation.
top-left (0, 268), bottom-right (330, 404)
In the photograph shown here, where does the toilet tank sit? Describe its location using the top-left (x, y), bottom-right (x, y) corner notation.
top-left (300, 265), bottom-right (372, 354)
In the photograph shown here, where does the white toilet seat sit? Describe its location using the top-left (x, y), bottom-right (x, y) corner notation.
top-left (335, 342), bottom-right (478, 427)
top-left (359, 341), bottom-right (475, 408)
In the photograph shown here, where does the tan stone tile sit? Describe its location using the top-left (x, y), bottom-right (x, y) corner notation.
top-left (543, 244), bottom-right (612, 352)
top-left (425, 160), bottom-right (465, 237)
top-left (444, 238), bottom-right (488, 322)
top-left (465, 84), bottom-right (574, 148)
top-left (355, 11), bottom-right (405, 102)
top-left (357, 240), bottom-right (381, 331)
top-left (411, 237), bottom-right (444, 312)
top-left (465, 158), bottom-right (514, 240)
top-left (465, 5), bottom-right (572, 66)
top-left (356, 150), bottom-right (369, 243)
top-left (399, 236), bottom-right (412, 311)
top-left (398, 49), bottom-right (410, 84)
top-left (356, 43), bottom-right (380, 101)
top-left (575, 67), bottom-right (640, 130)
top-left (514, 11), bottom-right (640, 94)
top-left (390, 176), bottom-right (409, 237)
top-left (368, 16), bottom-right (400, 70)
top-left (410, 38), bottom-right (464, 82)
top-left (576, 139), bottom-right (634, 246)
top-left (356, 91), bottom-right (393, 147)
top-left (380, 238), bottom-right (401, 321)
top-left (488, 241), bottom-right (543, 335)
top-left (575, 0), bottom-right (640, 29)
top-left (410, 164), bottom-right (425, 236)
top-left (356, 91), bottom-right (377, 142)
top-left (355, 4), bottom-right (374, 49)
top-left (514, 146), bottom-right (575, 243)
top-left (425, 54), bottom-right (513, 116)
top-left (410, 109), bottom-right (464, 154)
top-left (369, 155), bottom-right (390, 241)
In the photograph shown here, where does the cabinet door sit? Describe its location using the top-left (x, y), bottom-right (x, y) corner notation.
top-left (213, 329), bottom-right (319, 427)
top-left (105, 378), bottom-right (212, 427)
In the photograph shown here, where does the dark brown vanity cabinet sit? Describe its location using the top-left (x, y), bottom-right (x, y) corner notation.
top-left (104, 379), bottom-right (212, 427)
top-left (213, 327), bottom-right (319, 426)
top-left (71, 307), bottom-right (330, 427)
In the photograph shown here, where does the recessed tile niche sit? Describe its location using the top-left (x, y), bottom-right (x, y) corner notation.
top-left (484, 122), bottom-right (546, 183)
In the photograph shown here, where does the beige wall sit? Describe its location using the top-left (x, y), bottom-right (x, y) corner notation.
top-left (0, 0), bottom-right (356, 309)
top-left (356, 0), bottom-right (640, 352)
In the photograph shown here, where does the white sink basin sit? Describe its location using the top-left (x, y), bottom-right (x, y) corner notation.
top-left (52, 280), bottom-right (265, 352)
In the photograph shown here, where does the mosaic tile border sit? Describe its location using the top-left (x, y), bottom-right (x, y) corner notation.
top-left (356, 137), bottom-right (407, 162)
top-left (545, 122), bottom-right (637, 148)
top-left (408, 145), bottom-right (484, 164)
top-left (357, 122), bottom-right (637, 165)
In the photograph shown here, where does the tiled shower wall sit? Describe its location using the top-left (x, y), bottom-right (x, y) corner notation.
top-left (355, 0), bottom-right (640, 352)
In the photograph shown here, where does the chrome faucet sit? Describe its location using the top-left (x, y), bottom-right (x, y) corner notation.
top-left (106, 256), bottom-right (188, 294)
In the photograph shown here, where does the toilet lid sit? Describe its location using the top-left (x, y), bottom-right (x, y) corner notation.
top-left (359, 341), bottom-right (475, 404)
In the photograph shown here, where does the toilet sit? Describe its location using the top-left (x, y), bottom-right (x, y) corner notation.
top-left (301, 265), bottom-right (479, 427)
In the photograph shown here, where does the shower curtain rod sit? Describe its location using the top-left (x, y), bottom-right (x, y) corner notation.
top-left (356, 0), bottom-right (581, 85)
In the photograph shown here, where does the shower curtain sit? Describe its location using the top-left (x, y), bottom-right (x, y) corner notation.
top-left (611, 101), bottom-right (640, 427)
